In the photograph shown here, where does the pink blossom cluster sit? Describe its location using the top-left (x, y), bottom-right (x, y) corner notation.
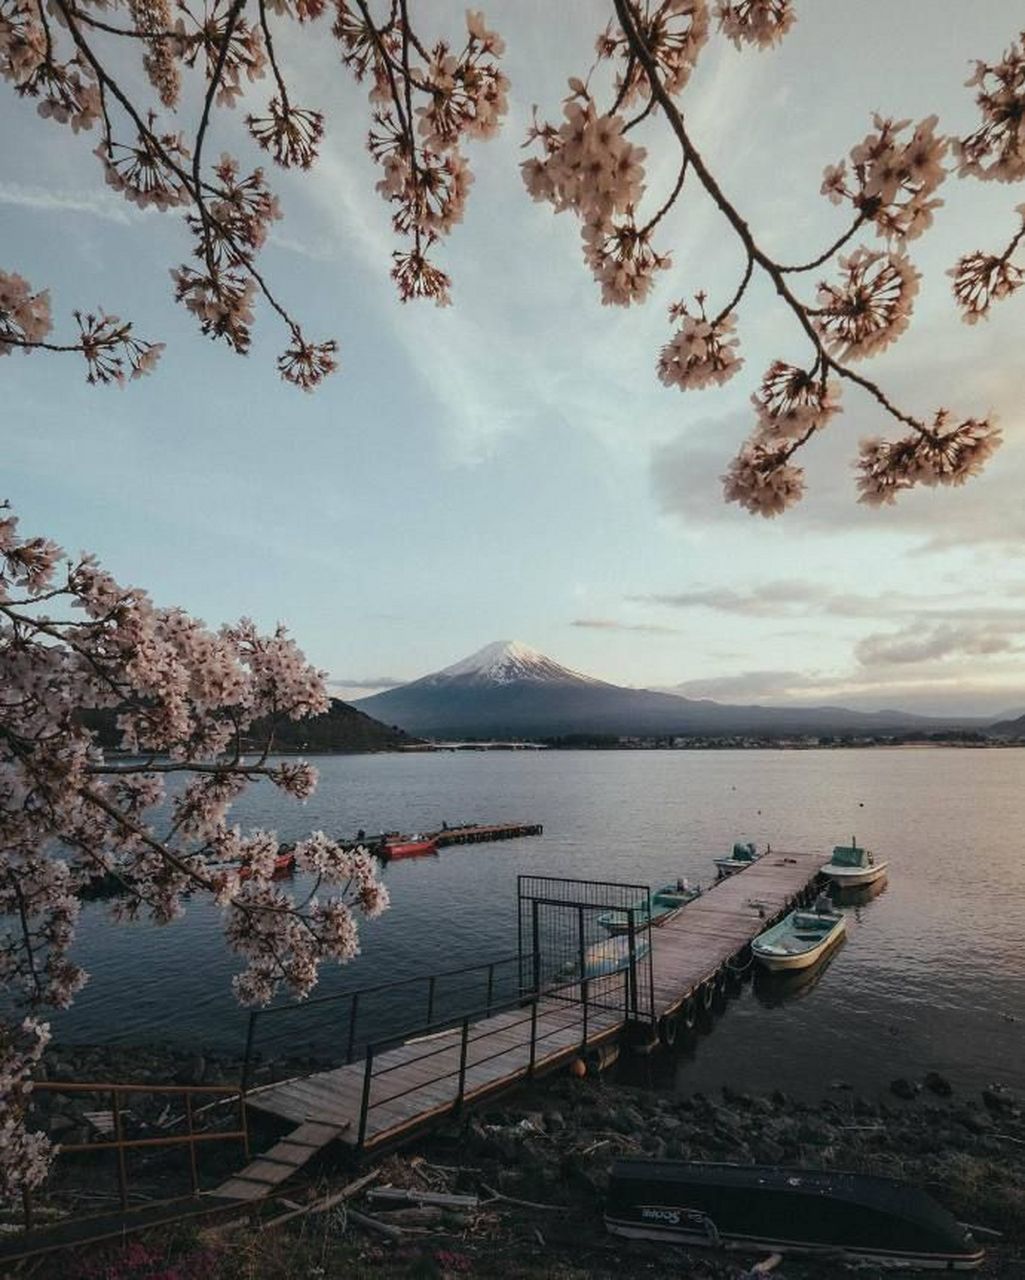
top-left (0, 503), bottom-right (388, 1192)
top-left (0, 1020), bottom-right (51, 1197)
top-left (721, 440), bottom-right (806, 518)
top-left (338, 4), bottom-right (509, 306)
top-left (715, 0), bottom-right (795, 50)
top-left (657, 296), bottom-right (742, 389)
top-left (0, 270), bottom-right (51, 352)
top-left (856, 414), bottom-right (1002, 506)
top-left (812, 248), bottom-right (920, 362)
top-left (596, 1), bottom-right (709, 104)
top-left (949, 241), bottom-right (1024, 323)
top-left (821, 115), bottom-right (948, 242)
top-left (958, 32), bottom-right (1025, 183)
top-left (751, 361), bottom-right (840, 440)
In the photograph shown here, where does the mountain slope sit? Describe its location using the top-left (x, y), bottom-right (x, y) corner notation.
top-left (353, 641), bottom-right (975, 740)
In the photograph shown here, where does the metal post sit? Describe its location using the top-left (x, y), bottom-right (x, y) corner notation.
top-left (626, 908), bottom-right (638, 1018)
top-left (577, 906), bottom-right (586, 985)
top-left (485, 964), bottom-right (494, 1015)
top-left (111, 1089), bottom-right (128, 1210)
top-left (456, 1016), bottom-right (470, 1108)
top-left (528, 999), bottom-right (538, 1077)
top-left (239, 1086), bottom-right (250, 1159)
top-left (184, 1093), bottom-right (199, 1195)
top-left (531, 899), bottom-right (541, 996)
top-left (21, 1187), bottom-right (33, 1233)
top-left (357, 1045), bottom-right (375, 1149)
top-left (346, 992), bottom-right (360, 1064)
top-left (427, 974), bottom-right (437, 1025)
top-left (241, 1012), bottom-right (257, 1092)
top-left (582, 978), bottom-right (589, 1048)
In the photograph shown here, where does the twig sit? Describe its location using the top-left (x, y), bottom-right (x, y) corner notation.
top-left (479, 1183), bottom-right (570, 1213)
top-left (347, 1206), bottom-right (404, 1240)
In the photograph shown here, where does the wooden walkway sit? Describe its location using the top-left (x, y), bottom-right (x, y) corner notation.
top-left (247, 850), bottom-right (824, 1155)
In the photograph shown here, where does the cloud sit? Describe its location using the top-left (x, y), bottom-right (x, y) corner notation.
top-left (572, 617), bottom-right (682, 634)
top-left (855, 622), bottom-right (1025, 666)
top-left (661, 670), bottom-right (825, 700)
top-left (329, 676), bottom-right (405, 691)
top-left (0, 181), bottom-right (134, 225)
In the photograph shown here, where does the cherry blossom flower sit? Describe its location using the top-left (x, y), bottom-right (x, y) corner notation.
top-left (657, 295), bottom-right (742, 389)
top-left (722, 440), bottom-right (805, 516)
top-left (716, 0), bottom-right (795, 50)
top-left (247, 98), bottom-right (325, 169)
top-left (856, 414), bottom-right (1002, 504)
top-left (949, 246), bottom-right (1024, 323)
top-left (957, 32), bottom-right (1025, 183)
top-left (812, 248), bottom-right (920, 361)
top-left (596, 1), bottom-right (709, 103)
top-left (751, 361), bottom-right (840, 439)
top-left (825, 115), bottom-right (948, 242)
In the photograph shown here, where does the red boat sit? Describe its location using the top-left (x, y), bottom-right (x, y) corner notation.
top-left (238, 849), bottom-right (296, 882)
top-left (383, 836), bottom-right (438, 860)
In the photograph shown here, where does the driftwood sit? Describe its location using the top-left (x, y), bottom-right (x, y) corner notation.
top-left (261, 1169), bottom-right (380, 1230)
top-left (748, 1254), bottom-right (783, 1275)
top-left (347, 1207), bottom-right (405, 1240)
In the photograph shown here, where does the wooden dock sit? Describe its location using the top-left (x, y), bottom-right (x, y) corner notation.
top-left (432, 821), bottom-right (543, 847)
top-left (246, 849), bottom-right (824, 1158)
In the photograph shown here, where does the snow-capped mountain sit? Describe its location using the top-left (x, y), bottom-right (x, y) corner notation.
top-left (353, 640), bottom-right (977, 740)
top-left (413, 640), bottom-right (605, 689)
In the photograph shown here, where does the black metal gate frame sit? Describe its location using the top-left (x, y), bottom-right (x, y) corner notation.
top-left (516, 874), bottom-right (656, 1026)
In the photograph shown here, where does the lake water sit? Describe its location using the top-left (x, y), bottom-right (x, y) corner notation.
top-left (56, 749), bottom-right (1025, 1098)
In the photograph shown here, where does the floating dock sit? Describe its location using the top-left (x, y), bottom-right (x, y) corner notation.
top-left (245, 849), bottom-right (824, 1166)
top-left (432, 821), bottom-right (543, 846)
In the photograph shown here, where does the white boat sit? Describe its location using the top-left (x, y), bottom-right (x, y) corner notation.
top-left (752, 899), bottom-right (846, 972)
top-left (713, 841), bottom-right (761, 878)
top-left (822, 837), bottom-right (888, 888)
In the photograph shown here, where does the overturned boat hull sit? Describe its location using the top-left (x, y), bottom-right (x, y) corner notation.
top-left (605, 1160), bottom-right (984, 1270)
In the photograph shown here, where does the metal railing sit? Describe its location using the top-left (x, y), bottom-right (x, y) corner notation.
top-left (353, 966), bottom-right (630, 1148)
top-left (21, 1080), bottom-right (248, 1231)
top-left (241, 953), bottom-right (522, 1089)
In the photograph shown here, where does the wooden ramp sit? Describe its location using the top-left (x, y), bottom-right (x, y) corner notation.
top-left (249, 997), bottom-right (622, 1151)
top-left (248, 851), bottom-right (824, 1152)
top-left (214, 1120), bottom-right (346, 1200)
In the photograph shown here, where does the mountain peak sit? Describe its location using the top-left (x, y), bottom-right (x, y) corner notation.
top-left (418, 640), bottom-right (602, 688)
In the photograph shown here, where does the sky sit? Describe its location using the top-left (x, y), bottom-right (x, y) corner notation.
top-left (4, 1), bottom-right (1025, 718)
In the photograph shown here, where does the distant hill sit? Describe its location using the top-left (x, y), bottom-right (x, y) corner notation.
top-left (353, 640), bottom-right (981, 740)
top-left (82, 698), bottom-right (418, 754)
top-left (987, 712), bottom-right (1025, 739)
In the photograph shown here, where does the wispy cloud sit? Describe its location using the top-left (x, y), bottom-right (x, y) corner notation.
top-left (855, 622), bottom-right (1025, 666)
top-left (0, 181), bottom-right (133, 225)
top-left (572, 617), bottom-right (682, 634)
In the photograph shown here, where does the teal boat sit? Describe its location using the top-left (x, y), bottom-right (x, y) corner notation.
top-left (752, 900), bottom-right (846, 972)
top-left (570, 933), bottom-right (652, 980)
top-left (823, 837), bottom-right (888, 888)
top-left (713, 841), bottom-right (761, 878)
top-left (597, 880), bottom-right (702, 936)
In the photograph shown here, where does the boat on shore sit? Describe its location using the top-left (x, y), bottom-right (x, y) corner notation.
top-left (823, 837), bottom-right (888, 887)
top-left (597, 881), bottom-right (701, 935)
top-left (604, 1159), bottom-right (985, 1269)
top-left (569, 933), bottom-right (652, 980)
top-left (713, 841), bottom-right (761, 878)
top-left (751, 899), bottom-right (845, 972)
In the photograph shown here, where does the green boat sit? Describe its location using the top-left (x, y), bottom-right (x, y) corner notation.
top-left (752, 900), bottom-right (846, 972)
top-left (597, 880), bottom-right (701, 936)
top-left (713, 840), bottom-right (761, 878)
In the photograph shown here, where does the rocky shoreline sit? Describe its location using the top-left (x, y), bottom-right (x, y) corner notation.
top-left (21, 1043), bottom-right (1025, 1279)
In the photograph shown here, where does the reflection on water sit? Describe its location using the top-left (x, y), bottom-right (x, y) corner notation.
top-left (830, 875), bottom-right (889, 911)
top-left (50, 747), bottom-right (1025, 1098)
top-left (752, 945), bottom-right (841, 1008)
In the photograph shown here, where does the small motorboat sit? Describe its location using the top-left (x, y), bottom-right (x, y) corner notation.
top-left (567, 933), bottom-right (652, 980)
top-left (233, 848), bottom-right (296, 883)
top-left (822, 836), bottom-right (888, 887)
top-left (605, 1159), bottom-right (985, 1269)
top-left (713, 841), bottom-right (761, 878)
top-left (752, 897), bottom-right (845, 971)
top-left (597, 880), bottom-right (701, 935)
top-left (382, 835), bottom-right (438, 860)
